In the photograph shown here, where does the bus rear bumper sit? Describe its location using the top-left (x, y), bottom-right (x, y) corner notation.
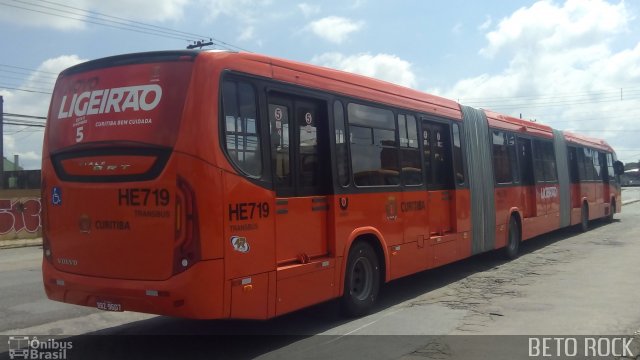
top-left (42, 258), bottom-right (225, 319)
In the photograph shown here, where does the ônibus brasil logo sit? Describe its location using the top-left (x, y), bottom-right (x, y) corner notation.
top-left (57, 84), bottom-right (162, 120)
top-left (8, 336), bottom-right (73, 359)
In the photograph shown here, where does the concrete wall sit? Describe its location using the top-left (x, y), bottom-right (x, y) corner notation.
top-left (0, 189), bottom-right (41, 240)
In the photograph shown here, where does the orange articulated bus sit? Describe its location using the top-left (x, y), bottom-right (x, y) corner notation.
top-left (41, 50), bottom-right (625, 319)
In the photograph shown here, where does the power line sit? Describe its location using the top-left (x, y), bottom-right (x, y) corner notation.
top-left (34, 0), bottom-right (238, 48)
top-left (3, 121), bottom-right (45, 127)
top-left (460, 86), bottom-right (640, 114)
top-left (620, 152), bottom-right (640, 161)
top-left (0, 1), bottom-right (190, 41)
top-left (3, 125), bottom-right (43, 135)
top-left (0, 0), bottom-right (251, 52)
top-left (3, 113), bottom-right (46, 120)
top-left (567, 129), bottom-right (640, 132)
top-left (0, 81), bottom-right (53, 92)
top-left (547, 114), bottom-right (640, 124)
top-left (2, 113), bottom-right (47, 127)
top-left (0, 63), bottom-right (57, 75)
top-left (0, 83), bottom-right (53, 94)
top-left (0, 85), bottom-right (51, 95)
top-left (0, 69), bottom-right (58, 81)
top-left (36, 0), bottom-right (252, 52)
top-left (461, 86), bottom-right (640, 103)
top-left (477, 95), bottom-right (640, 111)
top-left (0, 74), bottom-right (56, 85)
top-left (3, 117), bottom-right (46, 125)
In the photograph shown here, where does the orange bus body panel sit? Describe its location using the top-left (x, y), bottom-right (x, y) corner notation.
top-left (44, 258), bottom-right (225, 318)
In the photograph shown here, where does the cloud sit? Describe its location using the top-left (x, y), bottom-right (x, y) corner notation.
top-left (478, 15), bottom-right (492, 31)
top-left (311, 52), bottom-right (417, 88)
top-left (0, 0), bottom-right (189, 30)
top-left (238, 26), bottom-right (255, 41)
top-left (434, 0), bottom-right (639, 162)
top-left (1, 55), bottom-right (86, 169)
top-left (350, 0), bottom-right (366, 9)
top-left (480, 0), bottom-right (629, 58)
top-left (203, 0), bottom-right (274, 44)
top-left (308, 16), bottom-right (363, 44)
top-left (452, 22), bottom-right (463, 34)
top-left (95, 0), bottom-right (189, 22)
top-left (298, 3), bottom-right (320, 17)
top-left (205, 0), bottom-right (272, 23)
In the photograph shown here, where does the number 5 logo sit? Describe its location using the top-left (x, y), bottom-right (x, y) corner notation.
top-left (76, 126), bottom-right (84, 142)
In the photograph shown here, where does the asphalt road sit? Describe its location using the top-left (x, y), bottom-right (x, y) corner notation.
top-left (1, 188), bottom-right (639, 359)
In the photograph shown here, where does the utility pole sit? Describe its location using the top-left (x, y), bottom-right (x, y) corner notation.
top-left (0, 96), bottom-right (3, 190)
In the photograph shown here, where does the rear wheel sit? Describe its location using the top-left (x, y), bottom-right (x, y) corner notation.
top-left (580, 203), bottom-right (589, 232)
top-left (504, 216), bottom-right (520, 259)
top-left (341, 242), bottom-right (380, 317)
top-left (607, 201), bottom-right (615, 223)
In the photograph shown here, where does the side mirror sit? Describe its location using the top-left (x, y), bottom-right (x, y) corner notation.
top-left (613, 160), bottom-right (625, 176)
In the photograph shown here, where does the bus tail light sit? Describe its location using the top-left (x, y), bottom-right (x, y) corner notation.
top-left (173, 176), bottom-right (201, 275)
top-left (41, 179), bottom-right (53, 264)
top-left (43, 234), bottom-right (53, 264)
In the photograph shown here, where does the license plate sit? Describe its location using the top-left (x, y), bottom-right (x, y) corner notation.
top-left (96, 300), bottom-right (123, 312)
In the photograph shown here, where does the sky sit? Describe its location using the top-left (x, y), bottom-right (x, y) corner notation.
top-left (1, 0), bottom-right (640, 169)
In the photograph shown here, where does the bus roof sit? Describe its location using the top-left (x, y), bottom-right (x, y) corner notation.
top-left (65, 50), bottom-right (614, 153)
top-left (207, 51), bottom-right (463, 120)
top-left (214, 52), bottom-right (614, 152)
top-left (563, 130), bottom-right (614, 152)
top-left (483, 109), bottom-right (554, 139)
top-left (59, 50), bottom-right (200, 76)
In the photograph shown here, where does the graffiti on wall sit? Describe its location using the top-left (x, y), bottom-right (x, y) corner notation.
top-left (0, 198), bottom-right (42, 236)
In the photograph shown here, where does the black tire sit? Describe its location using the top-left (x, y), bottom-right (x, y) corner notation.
top-left (341, 242), bottom-right (380, 317)
top-left (580, 203), bottom-right (589, 232)
top-left (504, 216), bottom-right (520, 260)
top-left (607, 201), bottom-right (615, 223)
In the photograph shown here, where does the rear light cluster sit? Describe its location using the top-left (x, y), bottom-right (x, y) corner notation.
top-left (173, 176), bottom-right (201, 275)
top-left (41, 179), bottom-right (53, 264)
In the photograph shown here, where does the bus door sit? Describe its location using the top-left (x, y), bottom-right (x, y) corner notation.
top-left (268, 93), bottom-right (331, 264)
top-left (421, 119), bottom-right (453, 235)
top-left (517, 137), bottom-right (536, 218)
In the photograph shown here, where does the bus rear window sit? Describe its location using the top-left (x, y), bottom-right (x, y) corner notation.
top-left (222, 80), bottom-right (262, 177)
top-left (48, 60), bottom-right (193, 152)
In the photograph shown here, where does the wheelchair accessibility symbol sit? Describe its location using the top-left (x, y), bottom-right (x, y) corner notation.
top-left (52, 187), bottom-right (62, 206)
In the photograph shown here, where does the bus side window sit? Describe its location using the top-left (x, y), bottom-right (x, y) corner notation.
top-left (452, 123), bottom-right (465, 186)
top-left (348, 103), bottom-right (399, 187)
top-left (583, 148), bottom-right (595, 181)
top-left (593, 151), bottom-right (602, 181)
top-left (334, 101), bottom-right (350, 187)
top-left (606, 153), bottom-right (615, 183)
top-left (423, 128), bottom-right (432, 185)
top-left (600, 152), bottom-right (608, 182)
top-left (398, 114), bottom-right (422, 186)
top-left (543, 141), bottom-right (557, 182)
top-left (517, 137), bottom-right (534, 185)
top-left (577, 146), bottom-right (587, 181)
top-left (533, 140), bottom-right (545, 183)
top-left (422, 120), bottom-right (453, 189)
top-left (268, 103), bottom-right (291, 188)
top-left (508, 133), bottom-right (520, 184)
top-left (492, 130), bottom-right (514, 184)
top-left (222, 80), bottom-right (262, 177)
top-left (568, 147), bottom-right (580, 183)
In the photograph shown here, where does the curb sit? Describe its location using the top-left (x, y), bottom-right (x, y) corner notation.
top-left (0, 238), bottom-right (42, 250)
top-left (622, 199), bottom-right (640, 206)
